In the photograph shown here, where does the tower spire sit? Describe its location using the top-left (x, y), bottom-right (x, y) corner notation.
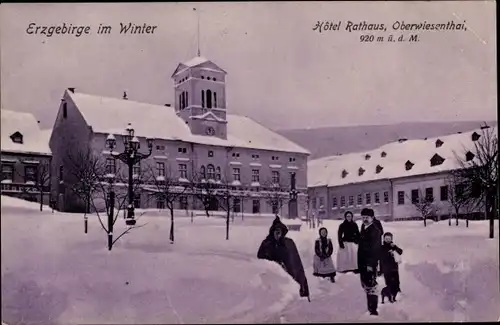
top-left (193, 7), bottom-right (201, 57)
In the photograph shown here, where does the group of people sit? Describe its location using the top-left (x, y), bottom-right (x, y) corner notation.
top-left (257, 208), bottom-right (404, 316)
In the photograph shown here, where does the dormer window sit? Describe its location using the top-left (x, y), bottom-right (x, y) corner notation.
top-left (10, 132), bottom-right (23, 144)
top-left (430, 153), bottom-right (445, 167)
top-left (435, 139), bottom-right (444, 148)
top-left (465, 151), bottom-right (475, 162)
top-left (405, 160), bottom-right (414, 171)
top-left (358, 167), bottom-right (365, 176)
top-left (381, 151), bottom-right (387, 158)
top-left (398, 138), bottom-right (408, 143)
top-left (472, 132), bottom-right (481, 141)
top-left (376, 165), bottom-right (383, 174)
top-left (341, 169), bottom-right (348, 178)
top-left (364, 154), bottom-right (371, 160)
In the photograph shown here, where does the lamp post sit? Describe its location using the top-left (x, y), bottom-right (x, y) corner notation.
top-left (289, 172), bottom-right (298, 219)
top-left (106, 123), bottom-right (154, 229)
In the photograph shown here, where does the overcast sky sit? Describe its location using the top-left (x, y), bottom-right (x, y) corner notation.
top-left (0, 1), bottom-right (496, 130)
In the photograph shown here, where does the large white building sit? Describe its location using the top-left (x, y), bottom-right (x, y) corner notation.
top-left (307, 126), bottom-right (497, 221)
top-left (49, 56), bottom-right (310, 216)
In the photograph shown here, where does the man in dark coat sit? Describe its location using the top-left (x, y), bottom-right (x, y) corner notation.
top-left (360, 214), bottom-right (384, 235)
top-left (357, 208), bottom-right (383, 316)
top-left (257, 216), bottom-right (310, 301)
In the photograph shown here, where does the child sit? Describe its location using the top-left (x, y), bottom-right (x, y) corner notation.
top-left (313, 227), bottom-right (336, 283)
top-left (380, 232), bottom-right (403, 302)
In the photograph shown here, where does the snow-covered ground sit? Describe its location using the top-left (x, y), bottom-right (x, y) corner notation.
top-left (1, 195), bottom-right (499, 324)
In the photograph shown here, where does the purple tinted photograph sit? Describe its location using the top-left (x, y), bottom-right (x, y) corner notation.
top-left (0, 1), bottom-right (498, 324)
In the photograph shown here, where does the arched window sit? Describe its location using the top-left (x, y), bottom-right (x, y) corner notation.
top-left (200, 165), bottom-right (206, 179)
top-left (202, 90), bottom-right (205, 108)
top-left (181, 92), bottom-right (185, 109)
top-left (213, 92), bottom-right (217, 108)
top-left (179, 94), bottom-right (182, 109)
top-left (185, 91), bottom-right (188, 107)
top-left (216, 167), bottom-right (221, 181)
top-left (207, 164), bottom-right (215, 179)
top-left (206, 89), bottom-right (212, 109)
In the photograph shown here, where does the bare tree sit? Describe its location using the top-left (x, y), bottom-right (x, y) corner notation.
top-left (446, 171), bottom-right (483, 227)
top-left (454, 125), bottom-right (498, 238)
top-left (190, 164), bottom-right (250, 240)
top-left (18, 159), bottom-right (51, 211)
top-left (143, 164), bottom-right (189, 243)
top-left (65, 147), bottom-right (149, 249)
top-left (407, 188), bottom-right (438, 227)
top-left (261, 178), bottom-right (291, 217)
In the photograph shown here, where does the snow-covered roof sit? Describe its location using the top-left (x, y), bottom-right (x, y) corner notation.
top-left (171, 56), bottom-right (227, 77)
top-left (0, 109), bottom-right (51, 155)
top-left (308, 126), bottom-right (498, 187)
top-left (67, 91), bottom-right (310, 155)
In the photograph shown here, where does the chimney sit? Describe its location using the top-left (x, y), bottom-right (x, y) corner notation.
top-left (68, 87), bottom-right (75, 93)
top-left (123, 91), bottom-right (128, 100)
top-left (164, 103), bottom-right (171, 107)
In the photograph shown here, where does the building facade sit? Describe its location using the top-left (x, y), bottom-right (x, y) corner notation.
top-left (308, 127), bottom-right (496, 221)
top-left (1, 110), bottom-right (52, 205)
top-left (49, 56), bottom-right (310, 217)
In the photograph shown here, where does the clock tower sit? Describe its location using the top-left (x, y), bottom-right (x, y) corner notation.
top-left (171, 56), bottom-right (228, 139)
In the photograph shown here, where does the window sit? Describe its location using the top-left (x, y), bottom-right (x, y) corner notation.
top-left (471, 132), bottom-right (481, 141)
top-left (156, 145), bottom-right (165, 151)
top-left (208, 150), bottom-right (214, 157)
top-left (105, 158), bottom-right (116, 174)
top-left (233, 168), bottom-right (241, 181)
top-left (440, 185), bottom-right (448, 201)
top-left (207, 164), bottom-right (215, 179)
top-left (23, 165), bottom-right (37, 183)
top-left (252, 169), bottom-right (260, 182)
top-left (252, 154), bottom-right (260, 160)
top-left (133, 163), bottom-right (141, 176)
top-left (405, 160), bottom-right (414, 171)
top-left (425, 187), bottom-right (434, 202)
top-left (341, 170), bottom-right (348, 178)
top-left (365, 154), bottom-right (371, 160)
top-left (376, 165), bottom-right (383, 174)
top-left (133, 194), bottom-right (141, 208)
top-left (200, 165), bottom-right (206, 179)
top-left (179, 94), bottom-right (182, 109)
top-left (365, 193), bottom-right (371, 205)
top-left (340, 196), bottom-right (346, 207)
top-left (63, 102), bottom-right (67, 118)
top-left (215, 167), bottom-right (221, 181)
top-left (332, 197), bottom-right (338, 209)
top-left (156, 162), bottom-right (165, 176)
top-left (455, 184), bottom-right (465, 197)
top-left (252, 199), bottom-right (260, 213)
top-left (179, 164), bottom-right (187, 178)
top-left (465, 151), bottom-right (475, 161)
top-left (178, 147), bottom-right (187, 154)
top-left (233, 197), bottom-right (241, 213)
top-left (289, 172), bottom-right (296, 187)
top-left (206, 89), bottom-right (212, 108)
top-left (312, 197), bottom-right (317, 209)
top-left (271, 156), bottom-right (280, 161)
top-left (179, 196), bottom-right (188, 210)
top-left (383, 191), bottom-right (389, 203)
top-left (381, 151), bottom-right (387, 158)
top-left (202, 90), bottom-right (205, 108)
top-left (358, 167), bottom-right (365, 176)
top-left (232, 152), bottom-right (240, 158)
top-left (435, 139), bottom-right (444, 148)
top-left (374, 192), bottom-right (380, 204)
top-left (272, 171), bottom-right (280, 184)
top-left (430, 154), bottom-right (445, 167)
top-left (185, 91), bottom-right (188, 107)
top-left (207, 76), bottom-right (211, 80)
top-left (213, 78), bottom-right (217, 81)
top-left (10, 132), bottom-right (23, 144)
top-left (289, 157), bottom-right (296, 162)
top-left (156, 198), bottom-right (165, 209)
top-left (397, 191), bottom-right (405, 205)
top-left (348, 195), bottom-right (354, 207)
top-left (411, 189), bottom-right (419, 204)
top-left (214, 92), bottom-right (217, 108)
top-left (357, 194), bottom-right (363, 206)
top-left (2, 164), bottom-right (14, 181)
top-left (59, 165), bottom-right (64, 181)
top-left (319, 197), bottom-right (325, 208)
top-left (181, 91), bottom-right (185, 109)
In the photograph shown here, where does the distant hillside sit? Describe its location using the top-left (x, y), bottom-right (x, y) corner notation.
top-left (276, 121), bottom-right (497, 160)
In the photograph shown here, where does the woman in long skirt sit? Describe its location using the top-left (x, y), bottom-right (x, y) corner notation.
top-left (313, 227), bottom-right (336, 283)
top-left (336, 211), bottom-right (360, 273)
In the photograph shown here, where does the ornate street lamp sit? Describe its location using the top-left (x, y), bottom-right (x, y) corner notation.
top-left (106, 123), bottom-right (154, 227)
